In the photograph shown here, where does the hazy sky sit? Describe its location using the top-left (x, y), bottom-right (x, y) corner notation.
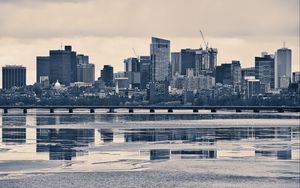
top-left (0, 0), bottom-right (299, 85)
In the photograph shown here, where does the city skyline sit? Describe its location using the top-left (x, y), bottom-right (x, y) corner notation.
top-left (0, 0), bottom-right (299, 86)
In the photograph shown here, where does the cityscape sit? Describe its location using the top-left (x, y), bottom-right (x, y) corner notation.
top-left (1, 36), bottom-right (299, 107)
top-left (0, 0), bottom-right (299, 188)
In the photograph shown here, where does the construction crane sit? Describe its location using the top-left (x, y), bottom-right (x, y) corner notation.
top-left (132, 48), bottom-right (139, 59)
top-left (199, 30), bottom-right (209, 49)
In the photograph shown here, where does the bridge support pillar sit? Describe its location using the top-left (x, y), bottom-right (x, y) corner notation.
top-left (193, 109), bottom-right (198, 113)
top-left (236, 109), bottom-right (242, 113)
top-left (277, 109), bottom-right (284, 113)
top-left (90, 109), bottom-right (95, 113)
top-left (69, 109), bottom-right (73, 113)
top-left (129, 109), bottom-right (134, 113)
top-left (50, 109), bottom-right (54, 113)
top-left (253, 109), bottom-right (259, 113)
top-left (168, 109), bottom-right (173, 113)
top-left (211, 109), bottom-right (217, 113)
top-left (108, 108), bottom-right (115, 113)
top-left (150, 109), bottom-right (155, 113)
top-left (3, 109), bottom-right (8, 114)
top-left (23, 109), bottom-right (27, 113)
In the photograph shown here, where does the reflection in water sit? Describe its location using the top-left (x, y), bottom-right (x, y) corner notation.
top-left (2, 116), bottom-right (26, 144)
top-left (36, 129), bottom-right (94, 160)
top-left (0, 114), bottom-right (299, 162)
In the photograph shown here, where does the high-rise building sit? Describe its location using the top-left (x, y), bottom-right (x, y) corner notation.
top-left (76, 54), bottom-right (95, 83)
top-left (241, 67), bottom-right (256, 81)
top-left (275, 47), bottom-right (292, 88)
top-left (150, 37), bottom-right (170, 82)
top-left (77, 63), bottom-right (95, 83)
top-left (216, 63), bottom-right (232, 85)
top-left (292, 72), bottom-right (300, 83)
top-left (2, 65), bottom-right (26, 89)
top-left (49, 45), bottom-right (77, 85)
top-left (100, 65), bottom-right (114, 87)
top-left (139, 56), bottom-right (151, 90)
top-left (231, 60), bottom-right (242, 85)
top-left (255, 53), bottom-right (275, 91)
top-left (180, 49), bottom-right (196, 76)
top-left (76, 54), bottom-right (89, 65)
top-left (124, 57), bottom-right (140, 88)
top-left (216, 61), bottom-right (241, 86)
top-left (171, 52), bottom-right (180, 78)
top-left (36, 56), bottom-right (50, 83)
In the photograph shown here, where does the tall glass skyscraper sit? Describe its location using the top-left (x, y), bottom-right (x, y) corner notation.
top-left (150, 37), bottom-right (170, 82)
top-left (2, 65), bottom-right (26, 89)
top-left (275, 47), bottom-right (292, 89)
top-left (255, 53), bottom-right (275, 91)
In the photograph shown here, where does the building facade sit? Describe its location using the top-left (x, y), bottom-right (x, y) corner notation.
top-left (275, 47), bottom-right (292, 89)
top-left (2, 65), bottom-right (26, 89)
top-left (150, 37), bottom-right (170, 82)
top-left (100, 65), bottom-right (114, 87)
top-left (255, 53), bottom-right (275, 91)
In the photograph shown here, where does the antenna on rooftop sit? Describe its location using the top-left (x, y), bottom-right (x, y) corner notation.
top-left (61, 42), bottom-right (63, 50)
top-left (283, 41), bottom-right (286, 48)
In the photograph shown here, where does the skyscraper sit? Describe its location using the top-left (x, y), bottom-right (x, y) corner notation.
top-left (76, 54), bottom-right (95, 83)
top-left (2, 65), bottom-right (26, 89)
top-left (140, 56), bottom-right (151, 89)
top-left (77, 64), bottom-right (95, 83)
top-left (150, 37), bottom-right (170, 82)
top-left (49, 45), bottom-right (77, 85)
top-left (171, 52), bottom-right (180, 78)
top-left (231, 60), bottom-right (242, 85)
top-left (36, 56), bottom-right (50, 83)
top-left (275, 47), bottom-right (292, 89)
top-left (255, 53), bottom-right (275, 91)
top-left (124, 57), bottom-right (140, 89)
top-left (100, 65), bottom-right (114, 87)
top-left (180, 49), bottom-right (196, 76)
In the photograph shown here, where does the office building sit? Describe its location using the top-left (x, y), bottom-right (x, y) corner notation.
top-left (275, 47), bottom-right (292, 88)
top-left (2, 65), bottom-right (26, 89)
top-left (36, 56), bottom-right (50, 83)
top-left (150, 37), bottom-right (170, 82)
top-left (124, 57), bottom-right (140, 88)
top-left (77, 63), bottom-right (95, 83)
top-left (100, 65), bottom-right (114, 87)
top-left (255, 53), bottom-right (275, 91)
top-left (180, 49), bottom-right (196, 76)
top-left (171, 52), bottom-right (180, 78)
top-left (49, 45), bottom-right (77, 85)
top-left (241, 67), bottom-right (256, 81)
top-left (140, 56), bottom-right (151, 89)
top-left (292, 72), bottom-right (300, 83)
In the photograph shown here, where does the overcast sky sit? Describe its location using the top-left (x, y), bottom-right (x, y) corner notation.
top-left (0, 0), bottom-right (299, 85)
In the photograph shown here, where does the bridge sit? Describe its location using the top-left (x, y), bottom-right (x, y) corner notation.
top-left (0, 105), bottom-right (299, 114)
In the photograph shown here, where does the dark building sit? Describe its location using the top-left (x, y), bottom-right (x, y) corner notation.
top-left (216, 63), bottom-right (232, 85)
top-left (100, 65), bottom-right (114, 87)
top-left (140, 56), bottom-right (151, 89)
top-left (180, 49), bottom-right (196, 75)
top-left (2, 65), bottom-right (26, 89)
top-left (49, 46), bottom-right (77, 85)
top-left (76, 55), bottom-right (95, 83)
top-left (36, 56), bottom-right (50, 83)
top-left (255, 54), bottom-right (275, 91)
top-left (124, 57), bottom-right (140, 88)
top-left (216, 61), bottom-right (241, 86)
top-left (241, 67), bottom-right (256, 81)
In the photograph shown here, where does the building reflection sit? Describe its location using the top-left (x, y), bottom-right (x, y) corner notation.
top-left (150, 149), bottom-right (217, 160)
top-left (36, 114), bottom-right (96, 126)
top-left (2, 116), bottom-right (26, 144)
top-left (100, 129), bottom-right (114, 143)
top-left (36, 128), bottom-right (94, 160)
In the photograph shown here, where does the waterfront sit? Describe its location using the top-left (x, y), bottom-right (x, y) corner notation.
top-left (0, 111), bottom-right (299, 187)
